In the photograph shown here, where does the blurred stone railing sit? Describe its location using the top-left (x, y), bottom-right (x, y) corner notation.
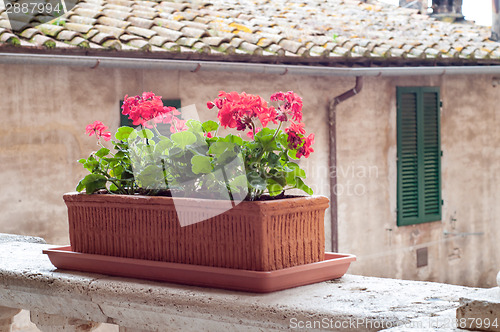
top-left (0, 234), bottom-right (498, 332)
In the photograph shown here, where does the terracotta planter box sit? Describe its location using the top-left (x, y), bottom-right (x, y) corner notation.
top-left (63, 193), bottom-right (329, 271)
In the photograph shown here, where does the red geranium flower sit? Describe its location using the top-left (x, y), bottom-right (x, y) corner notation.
top-left (209, 91), bottom-right (277, 130)
top-left (297, 133), bottom-right (315, 158)
top-left (121, 92), bottom-right (180, 129)
top-left (86, 121), bottom-right (111, 141)
top-left (272, 91), bottom-right (303, 123)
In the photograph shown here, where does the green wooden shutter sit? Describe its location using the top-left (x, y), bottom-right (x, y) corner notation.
top-left (397, 87), bottom-right (441, 226)
top-left (119, 99), bottom-right (182, 127)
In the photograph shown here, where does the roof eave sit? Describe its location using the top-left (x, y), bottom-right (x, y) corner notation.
top-left (2, 47), bottom-right (500, 77)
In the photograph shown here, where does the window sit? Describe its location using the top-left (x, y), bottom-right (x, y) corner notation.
top-left (397, 87), bottom-right (442, 226)
top-left (119, 99), bottom-right (182, 128)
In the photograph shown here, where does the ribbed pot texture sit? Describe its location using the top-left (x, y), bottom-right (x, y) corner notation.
top-left (63, 193), bottom-right (329, 271)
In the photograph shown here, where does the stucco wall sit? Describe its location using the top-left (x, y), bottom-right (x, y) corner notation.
top-left (0, 63), bottom-right (498, 287)
top-left (336, 75), bottom-right (500, 287)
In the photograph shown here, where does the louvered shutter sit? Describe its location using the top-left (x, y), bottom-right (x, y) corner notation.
top-left (397, 87), bottom-right (441, 226)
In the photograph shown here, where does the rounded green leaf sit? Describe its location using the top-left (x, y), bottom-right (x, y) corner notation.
top-left (267, 179), bottom-right (283, 196)
top-left (202, 120), bottom-right (219, 133)
top-left (209, 141), bottom-right (236, 158)
top-left (296, 177), bottom-right (313, 195)
top-left (115, 126), bottom-right (134, 141)
top-left (137, 129), bottom-right (154, 140)
top-left (81, 173), bottom-right (107, 194)
top-left (222, 134), bottom-right (243, 145)
top-left (154, 138), bottom-right (173, 156)
top-left (285, 162), bottom-right (306, 178)
top-left (191, 155), bottom-right (212, 174)
top-left (247, 171), bottom-right (267, 191)
top-left (95, 147), bottom-right (110, 158)
top-left (171, 131), bottom-right (197, 149)
top-left (186, 119), bottom-right (203, 132)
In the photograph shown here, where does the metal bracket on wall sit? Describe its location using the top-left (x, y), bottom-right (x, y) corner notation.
top-left (443, 230), bottom-right (484, 237)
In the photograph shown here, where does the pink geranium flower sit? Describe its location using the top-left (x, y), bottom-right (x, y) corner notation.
top-left (209, 91), bottom-right (277, 131)
top-left (86, 121), bottom-right (111, 141)
top-left (121, 92), bottom-right (181, 130)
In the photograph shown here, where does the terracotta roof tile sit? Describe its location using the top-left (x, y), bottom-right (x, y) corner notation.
top-left (125, 38), bottom-right (150, 50)
top-left (201, 36), bottom-right (228, 47)
top-left (63, 22), bottom-right (94, 34)
top-left (70, 14), bottom-right (97, 25)
top-left (97, 16), bottom-right (131, 28)
top-left (154, 17), bottom-right (184, 31)
top-left (67, 36), bottom-right (90, 47)
top-left (19, 28), bottom-right (41, 39)
top-left (91, 31), bottom-right (117, 44)
top-left (127, 16), bottom-right (154, 29)
top-left (151, 26), bottom-right (183, 41)
top-left (161, 41), bottom-right (180, 52)
top-left (73, 7), bottom-right (102, 19)
top-left (180, 26), bottom-right (208, 38)
top-left (36, 24), bottom-right (65, 38)
top-left (0, 32), bottom-right (18, 45)
top-left (1, 0), bottom-right (500, 66)
top-left (132, 10), bottom-right (157, 20)
top-left (126, 25), bottom-right (156, 38)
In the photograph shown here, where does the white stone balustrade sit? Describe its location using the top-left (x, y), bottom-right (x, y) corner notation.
top-left (0, 233), bottom-right (499, 332)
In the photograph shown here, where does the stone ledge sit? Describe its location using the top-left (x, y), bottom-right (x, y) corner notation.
top-left (0, 236), bottom-right (490, 331)
top-left (0, 233), bottom-right (46, 244)
top-left (457, 288), bottom-right (500, 332)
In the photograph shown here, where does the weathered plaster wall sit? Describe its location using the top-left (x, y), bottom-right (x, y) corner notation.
top-left (336, 75), bottom-right (500, 287)
top-left (0, 63), bottom-right (498, 287)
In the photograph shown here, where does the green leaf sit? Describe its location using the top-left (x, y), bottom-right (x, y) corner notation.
top-left (287, 149), bottom-right (299, 160)
top-left (254, 128), bottom-right (278, 150)
top-left (110, 165), bottom-right (124, 178)
top-left (285, 162), bottom-right (306, 178)
top-left (191, 155), bottom-right (212, 174)
top-left (78, 158), bottom-right (86, 164)
top-left (202, 120), bottom-right (219, 133)
top-left (128, 130), bottom-right (138, 141)
top-left (267, 152), bottom-right (281, 167)
top-left (83, 160), bottom-right (98, 172)
top-left (229, 174), bottom-right (248, 189)
top-left (209, 141), bottom-right (236, 158)
top-left (246, 171), bottom-right (267, 191)
top-left (296, 177), bottom-right (313, 195)
top-left (268, 171), bottom-right (287, 187)
top-left (136, 165), bottom-right (163, 188)
top-left (222, 134), bottom-right (243, 145)
top-left (80, 174), bottom-right (107, 194)
top-left (76, 180), bottom-right (85, 192)
top-left (171, 131), bottom-right (197, 149)
top-left (285, 172), bottom-right (297, 186)
top-left (115, 126), bottom-right (134, 141)
top-left (267, 179), bottom-right (283, 196)
top-left (154, 138), bottom-right (173, 156)
top-left (218, 150), bottom-right (237, 163)
top-left (95, 147), bottom-right (110, 158)
top-left (186, 119), bottom-right (203, 132)
top-left (137, 129), bottom-right (154, 140)
top-left (114, 151), bottom-right (126, 159)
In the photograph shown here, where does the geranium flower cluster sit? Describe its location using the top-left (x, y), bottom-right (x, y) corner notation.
top-left (208, 91), bottom-right (314, 158)
top-left (86, 121), bottom-right (111, 141)
top-left (121, 92), bottom-right (185, 132)
top-left (207, 91), bottom-right (277, 132)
